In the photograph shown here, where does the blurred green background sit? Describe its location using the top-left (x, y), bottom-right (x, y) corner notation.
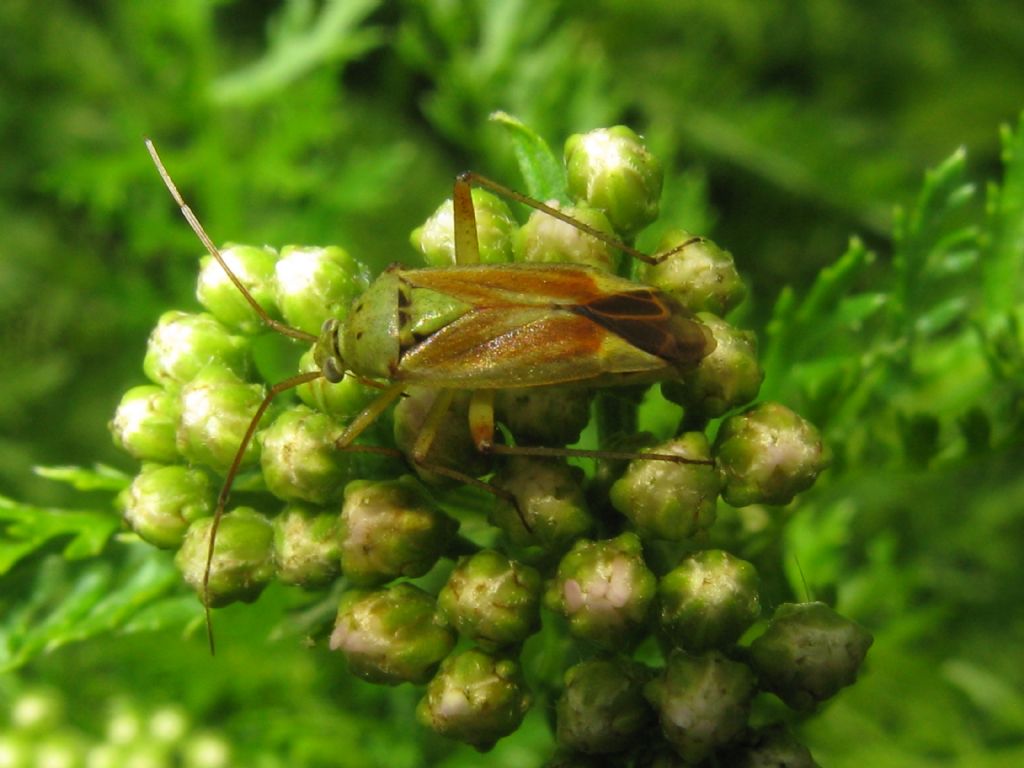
top-left (2, 1), bottom-right (1023, 765)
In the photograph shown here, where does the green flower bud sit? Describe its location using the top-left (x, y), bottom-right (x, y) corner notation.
top-left (720, 725), bottom-right (820, 768)
top-left (544, 532), bottom-right (656, 650)
top-left (33, 734), bottom-right (86, 768)
top-left (715, 403), bottom-right (830, 507)
top-left (494, 386), bottom-right (593, 447)
top-left (514, 203), bottom-right (618, 272)
top-left (609, 433), bottom-right (719, 541)
top-left (662, 314), bottom-right (763, 418)
top-left (196, 244), bottom-right (279, 335)
top-left (119, 744), bottom-right (172, 768)
top-left (437, 549), bottom-right (542, 650)
top-left (181, 732), bottom-right (232, 768)
top-left (273, 245), bottom-right (370, 336)
top-left (105, 702), bottom-right (142, 744)
top-left (143, 311), bottom-right (249, 388)
top-left (296, 348), bottom-right (376, 420)
top-left (147, 705), bottom-right (190, 745)
top-left (338, 476), bottom-right (456, 586)
top-left (176, 366), bottom-right (268, 473)
top-left (749, 602), bottom-right (873, 711)
top-left (416, 648), bottom-right (531, 751)
top-left (658, 550), bottom-right (760, 652)
top-left (329, 583), bottom-right (455, 685)
top-left (118, 464), bottom-right (215, 549)
top-left (490, 456), bottom-right (593, 552)
top-left (11, 687), bottom-right (64, 733)
top-left (259, 405), bottom-right (351, 504)
top-left (644, 650), bottom-right (756, 764)
top-left (175, 507), bottom-right (275, 607)
top-left (393, 387), bottom-right (492, 482)
top-left (110, 385), bottom-right (181, 463)
top-left (640, 231), bottom-right (747, 315)
top-left (272, 502), bottom-right (341, 587)
top-left (564, 126), bottom-right (662, 237)
top-left (411, 188), bottom-right (516, 266)
top-left (555, 657), bottom-right (653, 754)
top-left (0, 734), bottom-right (31, 768)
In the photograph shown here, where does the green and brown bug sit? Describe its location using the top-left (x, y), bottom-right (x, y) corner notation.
top-left (144, 140), bottom-right (717, 650)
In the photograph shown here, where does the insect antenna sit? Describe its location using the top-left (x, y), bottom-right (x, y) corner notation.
top-left (144, 140), bottom-right (317, 345)
top-left (145, 140), bottom-right (328, 652)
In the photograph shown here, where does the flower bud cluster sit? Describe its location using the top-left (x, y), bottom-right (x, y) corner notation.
top-left (112, 125), bottom-right (867, 759)
top-left (1, 687), bottom-right (241, 768)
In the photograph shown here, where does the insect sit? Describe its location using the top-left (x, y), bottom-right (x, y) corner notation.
top-left (145, 141), bottom-right (716, 650)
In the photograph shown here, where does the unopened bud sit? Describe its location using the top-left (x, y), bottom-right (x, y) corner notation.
top-left (118, 464), bottom-right (214, 549)
top-left (641, 232), bottom-right (746, 316)
top-left (259, 405), bottom-right (351, 504)
top-left (609, 433), bottom-right (719, 541)
top-left (544, 532), bottom-right (656, 650)
top-left (564, 126), bottom-right (662, 237)
top-left (339, 476), bottom-right (456, 586)
top-left (437, 549), bottom-right (542, 650)
top-left (196, 244), bottom-right (278, 335)
top-left (749, 602), bottom-right (873, 711)
top-left (555, 657), bottom-right (653, 754)
top-left (273, 245), bottom-right (370, 336)
top-left (658, 549), bottom-right (760, 652)
top-left (330, 583), bottom-right (455, 685)
top-left (176, 366), bottom-right (268, 473)
top-left (411, 188), bottom-right (516, 266)
top-left (515, 203), bottom-right (618, 272)
top-left (715, 402), bottom-right (830, 506)
top-left (110, 385), bottom-right (181, 463)
top-left (272, 502), bottom-right (341, 587)
top-left (662, 314), bottom-right (763, 418)
top-left (490, 456), bottom-right (593, 552)
top-left (143, 311), bottom-right (249, 388)
top-left (175, 507), bottom-right (275, 606)
top-left (416, 648), bottom-right (531, 751)
top-left (644, 650), bottom-right (755, 764)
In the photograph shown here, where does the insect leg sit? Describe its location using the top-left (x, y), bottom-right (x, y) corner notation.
top-left (485, 442), bottom-right (716, 467)
top-left (456, 171), bottom-right (659, 265)
top-left (452, 175), bottom-right (480, 266)
top-left (203, 369), bottom-right (322, 654)
top-left (334, 382), bottom-right (408, 449)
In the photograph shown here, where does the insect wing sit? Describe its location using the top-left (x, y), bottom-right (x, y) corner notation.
top-left (397, 305), bottom-right (669, 387)
top-left (400, 264), bottom-right (640, 308)
top-left (573, 290), bottom-right (713, 367)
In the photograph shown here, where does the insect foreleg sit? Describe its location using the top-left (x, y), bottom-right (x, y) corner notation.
top-left (334, 382), bottom-right (407, 450)
top-left (410, 388), bottom-right (458, 462)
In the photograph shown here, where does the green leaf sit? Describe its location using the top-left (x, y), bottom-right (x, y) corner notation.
top-left (0, 495), bottom-right (119, 575)
top-left (490, 111), bottom-right (567, 202)
top-left (982, 112), bottom-right (1024, 316)
top-left (33, 464), bottom-right (132, 492)
top-left (211, 0), bottom-right (384, 105)
top-left (942, 659), bottom-right (1024, 736)
top-left (0, 549), bottom-right (188, 671)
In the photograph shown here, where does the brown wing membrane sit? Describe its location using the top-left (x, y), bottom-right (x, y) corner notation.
top-left (397, 306), bottom-right (667, 387)
top-left (572, 289), bottom-right (713, 366)
top-left (401, 264), bottom-right (633, 308)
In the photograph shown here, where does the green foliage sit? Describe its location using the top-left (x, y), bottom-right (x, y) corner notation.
top-left (2, 0), bottom-right (1024, 765)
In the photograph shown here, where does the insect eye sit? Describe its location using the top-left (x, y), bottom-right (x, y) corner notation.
top-left (322, 356), bottom-right (344, 383)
